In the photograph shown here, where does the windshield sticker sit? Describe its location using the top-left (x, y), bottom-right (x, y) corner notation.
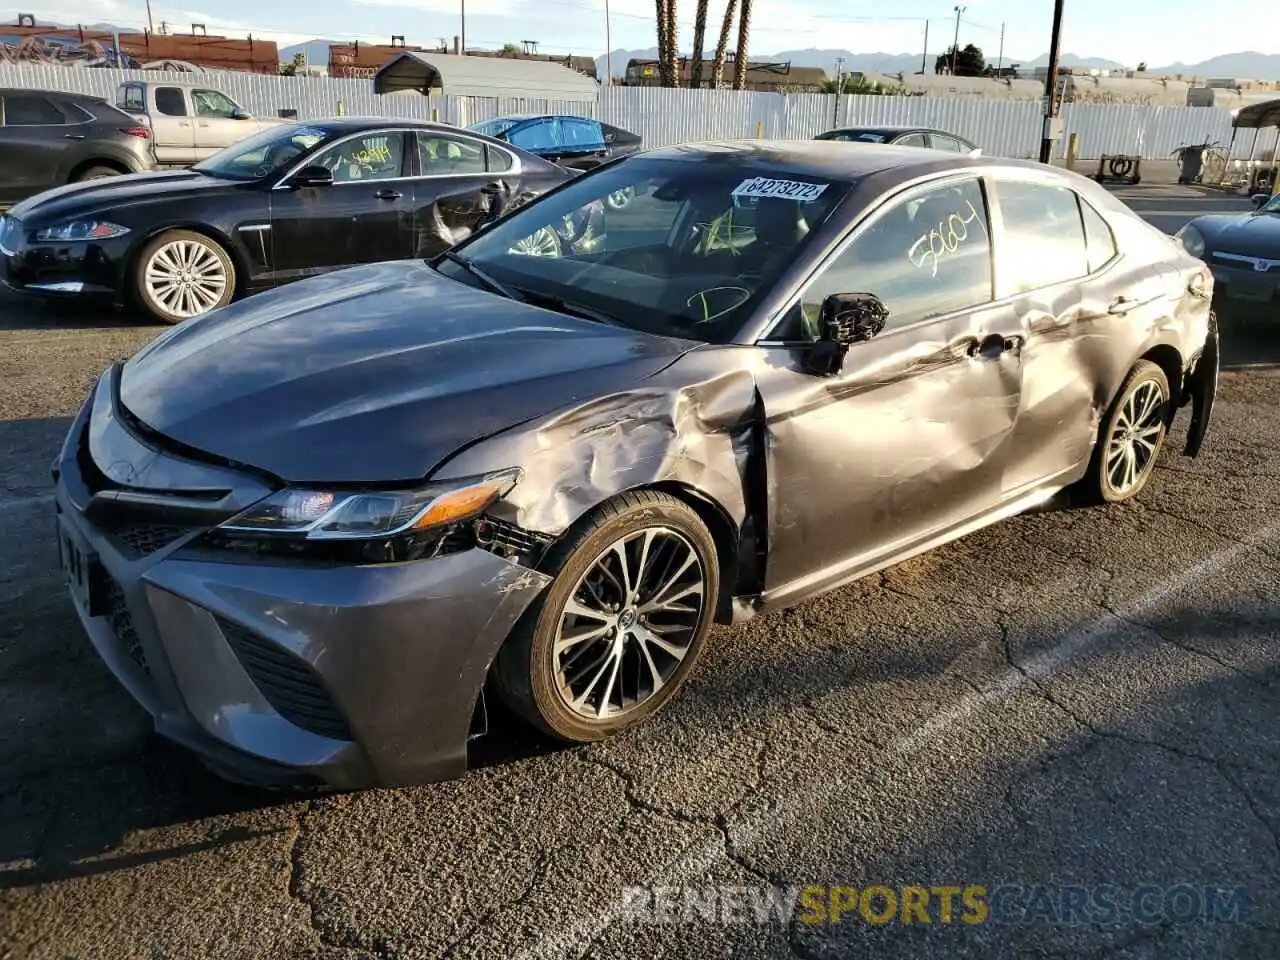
top-left (907, 199), bottom-right (983, 278)
top-left (732, 177), bottom-right (830, 203)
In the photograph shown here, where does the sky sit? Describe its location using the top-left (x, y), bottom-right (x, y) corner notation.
top-left (32, 0), bottom-right (1279, 66)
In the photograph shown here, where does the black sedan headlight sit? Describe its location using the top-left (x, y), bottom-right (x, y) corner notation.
top-left (202, 470), bottom-right (520, 563)
top-left (36, 220), bottom-right (130, 242)
top-left (1175, 224), bottom-right (1206, 259)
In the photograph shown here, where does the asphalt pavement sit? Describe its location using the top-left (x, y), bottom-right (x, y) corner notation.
top-left (1, 188), bottom-right (1278, 960)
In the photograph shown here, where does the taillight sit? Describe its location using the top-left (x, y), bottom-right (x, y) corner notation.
top-left (121, 127), bottom-right (150, 139)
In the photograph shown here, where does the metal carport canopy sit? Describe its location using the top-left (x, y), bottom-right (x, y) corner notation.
top-left (1233, 98), bottom-right (1280, 129)
top-left (374, 52), bottom-right (598, 102)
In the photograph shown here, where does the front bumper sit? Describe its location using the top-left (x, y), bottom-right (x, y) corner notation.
top-left (0, 214), bottom-right (130, 298)
top-left (53, 367), bottom-right (551, 790)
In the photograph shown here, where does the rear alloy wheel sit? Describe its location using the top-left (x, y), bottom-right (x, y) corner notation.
top-left (133, 230), bottom-right (235, 324)
top-left (73, 165), bottom-right (122, 182)
top-left (508, 226), bottom-right (562, 258)
top-left (1083, 360), bottom-right (1171, 503)
top-left (494, 491), bottom-right (719, 742)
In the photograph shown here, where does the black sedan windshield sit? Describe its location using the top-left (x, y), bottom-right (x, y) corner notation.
top-left (440, 157), bottom-right (851, 343)
top-left (194, 125), bottom-right (332, 182)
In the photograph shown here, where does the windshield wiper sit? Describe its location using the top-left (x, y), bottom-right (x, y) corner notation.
top-left (438, 250), bottom-right (524, 302)
top-left (515, 290), bottom-right (626, 328)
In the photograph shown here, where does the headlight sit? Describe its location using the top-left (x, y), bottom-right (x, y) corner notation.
top-left (36, 220), bottom-right (130, 242)
top-left (1175, 224), bottom-right (1205, 258)
top-left (204, 470), bottom-right (520, 563)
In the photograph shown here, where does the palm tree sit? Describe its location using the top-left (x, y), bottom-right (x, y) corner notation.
top-left (710, 0), bottom-right (738, 88)
top-left (689, 0), bottom-right (710, 88)
top-left (732, 0), bottom-right (752, 90)
top-left (664, 0), bottom-right (679, 86)
top-left (655, 0), bottom-right (679, 86)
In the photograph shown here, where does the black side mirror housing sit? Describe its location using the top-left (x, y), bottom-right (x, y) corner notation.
top-left (285, 165), bottom-right (334, 188)
top-left (803, 293), bottom-right (889, 376)
top-left (1251, 193), bottom-right (1270, 209)
top-left (231, 108), bottom-right (250, 120)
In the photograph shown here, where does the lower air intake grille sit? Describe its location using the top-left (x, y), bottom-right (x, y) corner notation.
top-left (107, 522), bottom-right (195, 559)
top-left (216, 617), bottom-right (353, 741)
top-left (104, 576), bottom-right (148, 673)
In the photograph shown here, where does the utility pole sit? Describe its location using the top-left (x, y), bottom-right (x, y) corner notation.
top-left (832, 56), bottom-right (844, 126)
top-left (460, 0), bottom-right (466, 55)
top-left (604, 0), bottom-right (612, 84)
top-left (1039, 0), bottom-right (1066, 163)
top-left (997, 22), bottom-right (1005, 74)
top-left (145, 0), bottom-right (154, 34)
top-left (920, 19), bottom-right (928, 74)
top-left (950, 5), bottom-right (965, 75)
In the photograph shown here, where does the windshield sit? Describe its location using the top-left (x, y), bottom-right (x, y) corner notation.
top-left (438, 156), bottom-right (852, 343)
top-left (194, 125), bottom-right (332, 181)
top-left (468, 118), bottom-right (521, 139)
top-left (1262, 193), bottom-right (1280, 213)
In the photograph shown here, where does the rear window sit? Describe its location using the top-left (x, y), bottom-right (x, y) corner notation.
top-left (118, 85), bottom-right (146, 113)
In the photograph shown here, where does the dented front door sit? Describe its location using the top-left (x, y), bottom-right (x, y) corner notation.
top-left (754, 300), bottom-right (1025, 597)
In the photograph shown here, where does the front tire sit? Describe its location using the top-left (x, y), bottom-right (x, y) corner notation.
top-left (132, 230), bottom-right (236, 324)
top-left (493, 490), bottom-right (719, 743)
top-left (1081, 360), bottom-right (1171, 504)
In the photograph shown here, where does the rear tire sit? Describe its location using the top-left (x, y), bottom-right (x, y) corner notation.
top-left (131, 229), bottom-right (236, 325)
top-left (73, 165), bottom-right (123, 182)
top-left (1079, 360), bottom-right (1171, 504)
top-left (493, 491), bottom-right (719, 743)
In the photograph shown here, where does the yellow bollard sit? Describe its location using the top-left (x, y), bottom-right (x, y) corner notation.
top-left (337, 99), bottom-right (345, 117)
top-left (431, 107), bottom-right (439, 122)
top-left (756, 120), bottom-right (764, 138)
top-left (1066, 132), bottom-right (1080, 170)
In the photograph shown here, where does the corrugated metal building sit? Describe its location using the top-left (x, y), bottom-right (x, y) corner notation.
top-left (374, 52), bottom-right (599, 101)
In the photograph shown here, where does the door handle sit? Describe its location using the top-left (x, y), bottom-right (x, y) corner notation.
top-left (479, 181), bottom-right (503, 196)
top-left (64, 133), bottom-right (86, 140)
top-left (1108, 296), bottom-right (1134, 315)
top-left (375, 189), bottom-right (403, 200)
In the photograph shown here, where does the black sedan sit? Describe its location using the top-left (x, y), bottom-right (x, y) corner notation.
top-left (0, 117), bottom-right (569, 323)
top-left (54, 141), bottom-right (1218, 790)
top-left (1176, 190), bottom-right (1280, 303)
top-left (815, 125), bottom-right (980, 155)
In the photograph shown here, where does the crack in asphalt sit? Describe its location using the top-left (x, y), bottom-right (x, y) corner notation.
top-left (287, 799), bottom-right (395, 959)
top-left (1222, 771), bottom-right (1280, 866)
top-left (442, 851), bottom-right (554, 959)
top-left (1135, 499), bottom-right (1280, 564)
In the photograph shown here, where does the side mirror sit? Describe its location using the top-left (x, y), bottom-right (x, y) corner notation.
top-left (231, 108), bottom-right (251, 120)
top-left (1251, 193), bottom-right (1270, 209)
top-left (803, 293), bottom-right (889, 376)
top-left (285, 165), bottom-right (334, 188)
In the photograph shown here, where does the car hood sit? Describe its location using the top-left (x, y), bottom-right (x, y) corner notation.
top-left (119, 260), bottom-right (694, 483)
top-left (7, 170), bottom-right (242, 224)
top-left (1194, 212), bottom-right (1280, 259)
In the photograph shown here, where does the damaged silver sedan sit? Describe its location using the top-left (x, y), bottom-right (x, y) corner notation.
top-left (53, 141), bottom-right (1219, 789)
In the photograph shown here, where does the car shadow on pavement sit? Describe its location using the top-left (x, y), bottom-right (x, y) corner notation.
top-left (1218, 303), bottom-right (1280, 370)
top-left (0, 291), bottom-right (156, 332)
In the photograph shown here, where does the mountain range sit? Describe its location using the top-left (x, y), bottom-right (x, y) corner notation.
top-left (589, 47), bottom-right (1280, 81)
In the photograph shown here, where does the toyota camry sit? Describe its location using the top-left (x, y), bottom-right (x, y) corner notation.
top-left (53, 140), bottom-right (1219, 790)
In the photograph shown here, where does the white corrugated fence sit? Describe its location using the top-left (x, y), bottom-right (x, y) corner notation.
top-left (1, 62), bottom-right (1276, 162)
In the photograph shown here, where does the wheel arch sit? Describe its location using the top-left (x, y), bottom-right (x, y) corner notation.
top-left (645, 479), bottom-right (743, 624)
top-left (67, 156), bottom-right (129, 181)
top-left (1138, 342), bottom-right (1185, 415)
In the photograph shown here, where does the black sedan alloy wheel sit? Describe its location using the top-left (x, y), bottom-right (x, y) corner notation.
top-left (494, 490), bottom-right (719, 742)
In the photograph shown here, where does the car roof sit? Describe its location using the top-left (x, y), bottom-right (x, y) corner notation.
top-left (641, 139), bottom-right (1008, 180)
top-left (0, 87), bottom-right (103, 102)
top-left (288, 117), bottom-right (473, 135)
top-left (826, 125), bottom-right (971, 139)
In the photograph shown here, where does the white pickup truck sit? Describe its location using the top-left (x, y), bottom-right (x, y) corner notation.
top-left (115, 80), bottom-right (292, 166)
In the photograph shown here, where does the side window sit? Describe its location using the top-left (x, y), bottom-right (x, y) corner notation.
top-left (775, 177), bottom-right (993, 341)
top-left (486, 144), bottom-right (513, 173)
top-left (929, 135), bottom-right (964, 153)
top-left (154, 88), bottom-right (188, 117)
top-left (4, 96), bottom-right (66, 125)
top-left (1079, 196), bottom-right (1119, 273)
top-left (312, 132), bottom-right (407, 182)
top-left (418, 133), bottom-right (487, 175)
top-left (560, 118), bottom-right (606, 149)
top-left (508, 119), bottom-right (560, 152)
top-left (192, 89), bottom-right (239, 118)
top-left (119, 85), bottom-right (146, 114)
top-left (896, 132), bottom-right (929, 147)
top-left (59, 101), bottom-right (94, 123)
top-left (996, 179), bottom-right (1089, 292)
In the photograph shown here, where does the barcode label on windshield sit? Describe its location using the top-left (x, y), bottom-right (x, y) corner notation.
top-left (732, 177), bottom-right (829, 203)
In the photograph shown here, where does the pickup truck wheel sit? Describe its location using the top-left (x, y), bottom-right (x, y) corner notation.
top-left (133, 230), bottom-right (235, 324)
top-left (73, 165), bottom-right (122, 182)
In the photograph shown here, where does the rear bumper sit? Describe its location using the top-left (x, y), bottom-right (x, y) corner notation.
top-left (53, 368), bottom-right (552, 790)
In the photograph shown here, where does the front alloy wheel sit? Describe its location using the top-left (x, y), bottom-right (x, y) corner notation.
top-left (508, 226), bottom-right (562, 258)
top-left (494, 490), bottom-right (719, 742)
top-left (134, 229), bottom-right (235, 324)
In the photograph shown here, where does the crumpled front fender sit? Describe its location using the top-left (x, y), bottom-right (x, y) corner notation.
top-left (1183, 311), bottom-right (1219, 458)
